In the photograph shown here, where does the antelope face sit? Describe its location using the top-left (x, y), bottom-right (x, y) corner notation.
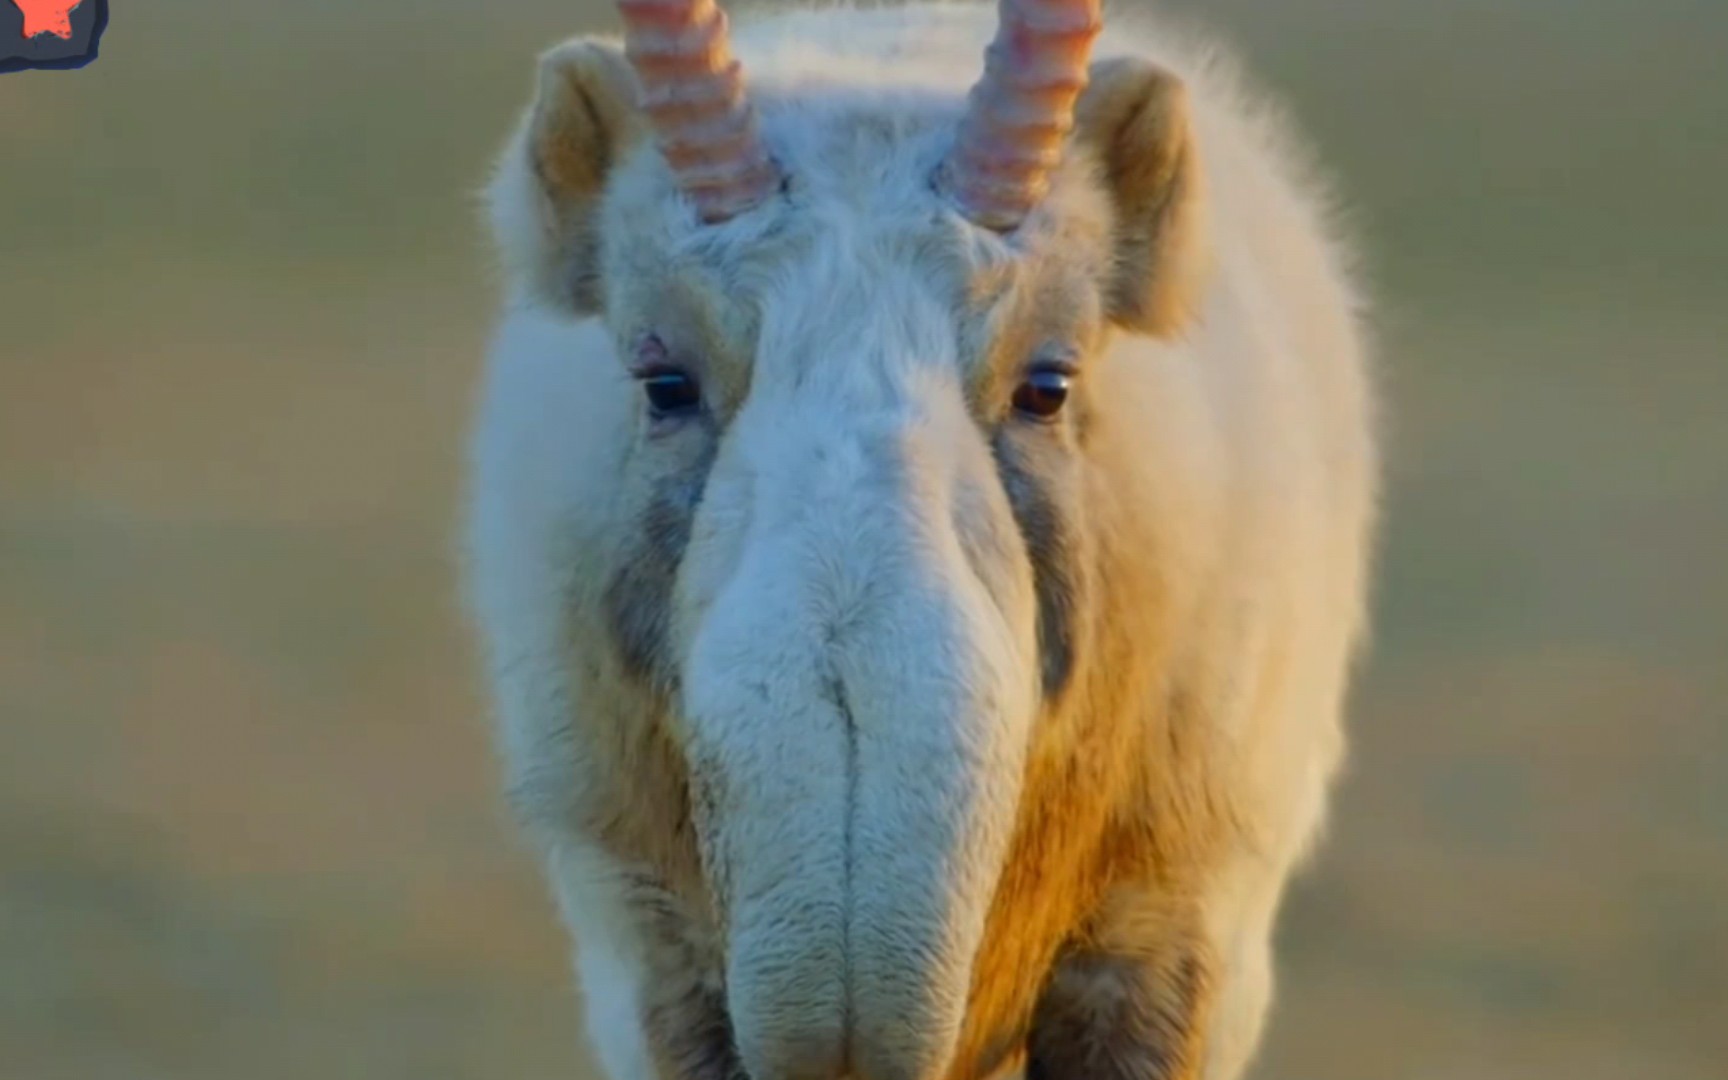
top-left (484, 4), bottom-right (1206, 1078)
top-left (598, 125), bottom-right (1098, 1080)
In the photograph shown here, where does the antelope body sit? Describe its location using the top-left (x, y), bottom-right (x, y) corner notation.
top-left (463, 3), bottom-right (1378, 1079)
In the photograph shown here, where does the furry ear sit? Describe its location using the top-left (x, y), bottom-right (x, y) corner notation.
top-left (1074, 57), bottom-right (1210, 338)
top-left (486, 39), bottom-right (643, 315)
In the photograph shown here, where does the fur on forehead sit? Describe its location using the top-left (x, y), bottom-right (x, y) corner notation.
top-left (593, 82), bottom-right (1119, 368)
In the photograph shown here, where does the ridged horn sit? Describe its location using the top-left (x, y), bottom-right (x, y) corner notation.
top-left (938, 0), bottom-right (1104, 231)
top-left (616, 0), bottom-right (781, 223)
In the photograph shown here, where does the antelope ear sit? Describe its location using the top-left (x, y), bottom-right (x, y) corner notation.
top-left (1074, 57), bottom-right (1209, 338)
top-left (486, 38), bottom-right (643, 315)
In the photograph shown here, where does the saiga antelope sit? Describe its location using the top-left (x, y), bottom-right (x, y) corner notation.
top-left (463, 2), bottom-right (1378, 1078)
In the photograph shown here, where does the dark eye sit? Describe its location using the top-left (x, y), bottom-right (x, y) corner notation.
top-left (1012, 366), bottom-right (1071, 420)
top-left (643, 370), bottom-right (702, 416)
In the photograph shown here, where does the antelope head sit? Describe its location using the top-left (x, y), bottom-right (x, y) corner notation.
top-left (483, 3), bottom-right (1210, 1078)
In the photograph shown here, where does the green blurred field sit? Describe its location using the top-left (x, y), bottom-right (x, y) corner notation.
top-left (2, 2), bottom-right (1724, 1078)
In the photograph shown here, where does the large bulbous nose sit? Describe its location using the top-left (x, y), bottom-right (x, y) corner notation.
top-left (676, 378), bottom-right (1039, 1080)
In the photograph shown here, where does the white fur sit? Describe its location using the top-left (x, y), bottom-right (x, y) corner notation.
top-left (464, 4), bottom-right (1376, 1079)
top-left (548, 841), bottom-right (662, 1080)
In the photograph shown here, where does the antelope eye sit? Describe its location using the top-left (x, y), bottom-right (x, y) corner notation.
top-left (1012, 366), bottom-right (1071, 420)
top-left (642, 370), bottom-right (702, 416)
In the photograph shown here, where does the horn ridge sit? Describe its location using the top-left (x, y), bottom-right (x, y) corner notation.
top-left (616, 0), bottom-right (782, 223)
top-left (940, 0), bottom-right (1104, 231)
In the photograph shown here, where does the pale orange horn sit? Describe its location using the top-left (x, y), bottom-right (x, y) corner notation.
top-left (939, 0), bottom-right (1103, 231)
top-left (616, 0), bottom-right (781, 223)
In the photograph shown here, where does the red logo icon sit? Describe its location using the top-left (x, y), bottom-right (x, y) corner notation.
top-left (14, 0), bottom-right (82, 39)
top-left (3, 0), bottom-right (106, 72)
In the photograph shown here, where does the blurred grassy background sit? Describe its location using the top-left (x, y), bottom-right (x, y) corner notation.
top-left (2, 2), bottom-right (1724, 1078)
